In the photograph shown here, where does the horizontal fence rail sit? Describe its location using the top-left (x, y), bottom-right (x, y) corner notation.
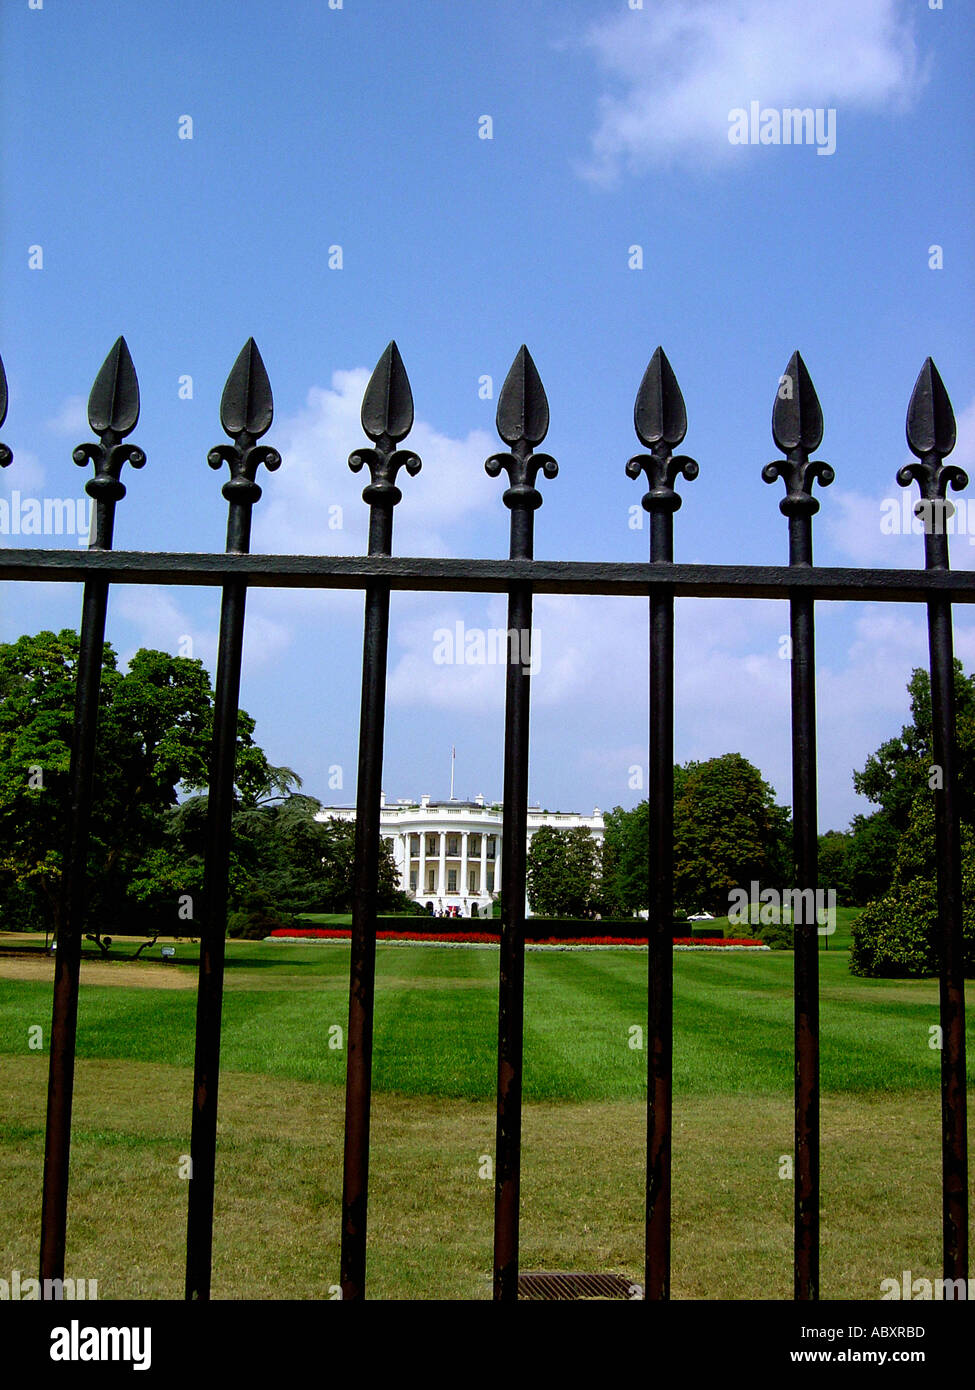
top-left (3, 552), bottom-right (975, 601)
top-left (0, 338), bottom-right (968, 1301)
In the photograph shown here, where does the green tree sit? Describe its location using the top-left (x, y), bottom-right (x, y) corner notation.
top-left (0, 629), bottom-right (284, 940)
top-left (672, 754), bottom-right (791, 915)
top-left (853, 663), bottom-right (975, 831)
top-left (526, 825), bottom-right (601, 917)
top-left (599, 801), bottom-right (650, 914)
top-left (851, 795), bottom-right (975, 977)
top-left (850, 663), bottom-right (975, 976)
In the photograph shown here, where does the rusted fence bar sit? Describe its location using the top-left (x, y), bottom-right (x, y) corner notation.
top-left (626, 348), bottom-right (698, 1300)
top-left (38, 340), bottom-right (146, 1291)
top-left (340, 344), bottom-right (421, 1300)
top-left (489, 347), bottom-right (558, 1300)
top-left (763, 352), bottom-right (834, 1299)
top-left (898, 358), bottom-right (969, 1284)
top-left (185, 341), bottom-right (281, 1299)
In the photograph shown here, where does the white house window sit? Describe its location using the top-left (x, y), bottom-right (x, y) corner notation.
top-left (469, 869), bottom-right (478, 893)
top-left (486, 837), bottom-right (496, 860)
top-left (409, 870), bottom-right (417, 890)
top-left (469, 834), bottom-right (480, 855)
top-left (409, 834), bottom-right (419, 855)
top-left (427, 868), bottom-right (436, 891)
top-left (447, 868), bottom-right (457, 892)
top-left (447, 835), bottom-right (459, 855)
top-left (487, 870), bottom-right (495, 892)
top-left (427, 835), bottom-right (438, 856)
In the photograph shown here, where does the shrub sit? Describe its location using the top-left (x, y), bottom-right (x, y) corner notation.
top-left (850, 803), bottom-right (975, 978)
top-left (227, 889), bottom-right (297, 940)
top-left (752, 919), bottom-right (795, 950)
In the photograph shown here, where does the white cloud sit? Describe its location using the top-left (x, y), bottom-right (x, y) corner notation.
top-left (45, 395), bottom-right (87, 438)
top-left (824, 396), bottom-right (975, 569)
top-left (578, 0), bottom-right (925, 181)
top-left (0, 446), bottom-right (45, 495)
top-left (252, 368), bottom-right (498, 561)
top-left (113, 587), bottom-right (219, 673)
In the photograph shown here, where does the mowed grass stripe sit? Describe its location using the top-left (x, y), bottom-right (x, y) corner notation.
top-left (0, 1056), bottom-right (962, 1300)
top-left (1, 944), bottom-right (971, 1100)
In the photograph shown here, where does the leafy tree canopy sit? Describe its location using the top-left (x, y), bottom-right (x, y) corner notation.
top-left (526, 825), bottom-right (602, 918)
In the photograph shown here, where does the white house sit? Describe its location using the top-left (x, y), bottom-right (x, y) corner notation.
top-left (316, 794), bottom-right (604, 917)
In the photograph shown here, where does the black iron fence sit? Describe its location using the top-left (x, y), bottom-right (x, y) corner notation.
top-left (0, 336), bottom-right (969, 1301)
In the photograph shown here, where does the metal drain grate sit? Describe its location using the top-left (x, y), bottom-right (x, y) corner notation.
top-left (517, 1271), bottom-right (639, 1301)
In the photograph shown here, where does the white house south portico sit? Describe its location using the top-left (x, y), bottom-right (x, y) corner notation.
top-left (317, 795), bottom-right (604, 917)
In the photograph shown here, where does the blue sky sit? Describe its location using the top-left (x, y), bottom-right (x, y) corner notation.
top-left (1, 0), bottom-right (973, 832)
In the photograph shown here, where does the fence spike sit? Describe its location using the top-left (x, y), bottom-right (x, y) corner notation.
top-left (219, 337), bottom-right (274, 443)
top-left (349, 344), bottom-right (420, 526)
top-left (361, 341), bottom-right (414, 444)
top-left (208, 342), bottom-right (281, 517)
top-left (72, 340), bottom-right (146, 533)
top-left (0, 352), bottom-right (10, 467)
top-left (634, 345), bottom-right (687, 450)
top-left (86, 336), bottom-right (140, 441)
top-left (762, 351), bottom-right (832, 516)
top-left (496, 345), bottom-right (549, 448)
top-left (485, 347), bottom-right (557, 513)
top-left (898, 359), bottom-right (966, 505)
top-left (907, 358), bottom-right (956, 461)
top-left (626, 347), bottom-right (697, 513)
top-left (772, 350), bottom-right (823, 455)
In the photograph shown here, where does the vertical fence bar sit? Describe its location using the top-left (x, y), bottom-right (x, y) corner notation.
top-left (340, 343), bottom-right (421, 1300)
top-left (763, 352), bottom-right (833, 1299)
top-left (38, 340), bottom-right (146, 1289)
top-left (0, 353), bottom-right (11, 473)
top-left (185, 341), bottom-right (280, 1299)
top-left (487, 347), bottom-right (558, 1300)
top-left (626, 348), bottom-right (697, 1301)
top-left (898, 359), bottom-right (969, 1284)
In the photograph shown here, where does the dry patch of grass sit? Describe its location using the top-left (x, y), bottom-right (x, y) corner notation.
top-left (0, 1055), bottom-right (965, 1300)
top-left (0, 956), bottom-right (195, 990)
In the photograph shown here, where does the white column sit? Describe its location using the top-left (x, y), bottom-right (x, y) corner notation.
top-left (479, 831), bottom-right (487, 903)
top-left (461, 831), bottom-right (469, 908)
top-left (417, 829), bottom-right (426, 902)
top-left (395, 832), bottom-right (406, 892)
top-left (438, 832), bottom-right (446, 898)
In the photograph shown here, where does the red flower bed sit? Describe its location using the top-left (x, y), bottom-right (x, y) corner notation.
top-left (269, 928), bottom-right (764, 947)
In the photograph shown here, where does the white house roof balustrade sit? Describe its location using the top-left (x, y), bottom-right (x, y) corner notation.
top-left (316, 794), bottom-right (604, 916)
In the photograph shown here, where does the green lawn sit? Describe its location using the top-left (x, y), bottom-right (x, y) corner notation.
top-left (0, 935), bottom-right (958, 1098)
top-left (0, 933), bottom-right (970, 1299)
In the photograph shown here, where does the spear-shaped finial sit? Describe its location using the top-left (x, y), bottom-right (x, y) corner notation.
top-left (897, 359), bottom-right (966, 559)
top-left (207, 339), bottom-right (280, 554)
top-left (898, 358), bottom-right (966, 500)
top-left (0, 352), bottom-right (11, 468)
top-left (625, 346), bottom-right (698, 514)
top-left (349, 341), bottom-right (421, 512)
top-left (208, 338), bottom-right (281, 505)
top-left (762, 350), bottom-right (833, 515)
top-left (349, 343), bottom-right (421, 557)
top-left (72, 338), bottom-right (146, 548)
top-left (485, 345), bottom-right (558, 515)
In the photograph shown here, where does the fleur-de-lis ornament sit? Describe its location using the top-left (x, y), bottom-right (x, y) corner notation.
top-left (762, 351), bottom-right (833, 515)
top-left (485, 345), bottom-right (558, 516)
top-left (72, 338), bottom-right (146, 547)
top-left (626, 347), bottom-right (698, 513)
top-left (896, 359), bottom-right (967, 531)
top-left (208, 339), bottom-right (281, 506)
top-left (349, 342), bottom-right (422, 522)
top-left (0, 352), bottom-right (12, 468)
